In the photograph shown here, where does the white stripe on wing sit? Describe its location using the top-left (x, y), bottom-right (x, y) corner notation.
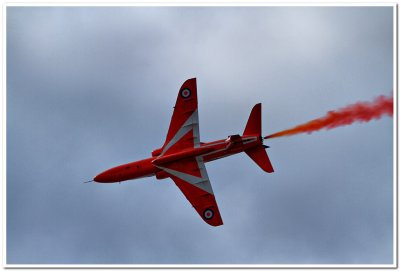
top-left (160, 110), bottom-right (199, 156)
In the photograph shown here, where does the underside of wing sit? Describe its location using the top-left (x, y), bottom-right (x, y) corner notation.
top-left (156, 157), bottom-right (223, 227)
top-left (160, 78), bottom-right (200, 156)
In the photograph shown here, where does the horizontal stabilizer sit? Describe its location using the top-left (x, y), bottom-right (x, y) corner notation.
top-left (245, 146), bottom-right (274, 173)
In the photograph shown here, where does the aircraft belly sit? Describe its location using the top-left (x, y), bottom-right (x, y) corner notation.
top-left (126, 172), bottom-right (156, 181)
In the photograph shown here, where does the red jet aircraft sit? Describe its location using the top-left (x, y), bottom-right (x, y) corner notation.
top-left (93, 78), bottom-right (274, 226)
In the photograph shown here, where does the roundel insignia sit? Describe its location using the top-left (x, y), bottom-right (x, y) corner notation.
top-left (180, 88), bottom-right (191, 99)
top-left (203, 208), bottom-right (214, 220)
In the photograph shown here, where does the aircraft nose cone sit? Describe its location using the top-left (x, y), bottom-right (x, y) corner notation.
top-left (94, 171), bottom-right (111, 183)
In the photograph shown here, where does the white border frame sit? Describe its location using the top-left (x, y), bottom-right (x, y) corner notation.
top-left (2, 2), bottom-right (397, 269)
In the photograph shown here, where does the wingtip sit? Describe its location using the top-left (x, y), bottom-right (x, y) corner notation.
top-left (183, 77), bottom-right (196, 84)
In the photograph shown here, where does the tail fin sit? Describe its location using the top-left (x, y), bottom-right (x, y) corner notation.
top-left (243, 103), bottom-right (274, 173)
top-left (243, 103), bottom-right (261, 136)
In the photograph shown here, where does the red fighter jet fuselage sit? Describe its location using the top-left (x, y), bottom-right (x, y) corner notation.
top-left (95, 136), bottom-right (265, 183)
top-left (93, 78), bottom-right (274, 226)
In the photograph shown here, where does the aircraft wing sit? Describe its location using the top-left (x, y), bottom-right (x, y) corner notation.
top-left (160, 78), bottom-right (200, 156)
top-left (156, 78), bottom-right (222, 226)
top-left (156, 157), bottom-right (223, 227)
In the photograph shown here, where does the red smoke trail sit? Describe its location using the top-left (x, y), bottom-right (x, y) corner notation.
top-left (265, 94), bottom-right (393, 139)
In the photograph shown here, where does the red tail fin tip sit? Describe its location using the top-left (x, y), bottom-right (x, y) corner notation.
top-left (243, 103), bottom-right (262, 136)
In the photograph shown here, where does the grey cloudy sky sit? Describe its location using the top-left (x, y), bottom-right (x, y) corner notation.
top-left (7, 6), bottom-right (393, 265)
